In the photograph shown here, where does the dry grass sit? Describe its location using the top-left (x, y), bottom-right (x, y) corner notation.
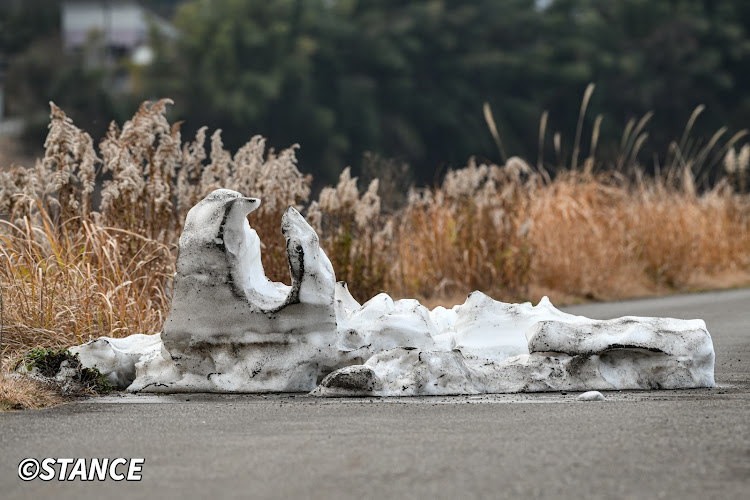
top-left (1, 97), bottom-right (749, 378)
top-left (0, 211), bottom-right (173, 354)
top-left (529, 172), bottom-right (750, 301)
top-left (389, 158), bottom-right (534, 301)
top-left (381, 162), bottom-right (750, 306)
top-left (0, 374), bottom-right (63, 411)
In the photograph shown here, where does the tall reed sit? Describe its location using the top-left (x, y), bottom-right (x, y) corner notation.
top-left (2, 98), bottom-right (749, 364)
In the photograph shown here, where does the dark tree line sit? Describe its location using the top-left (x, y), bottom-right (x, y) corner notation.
top-left (4, 0), bottom-right (750, 185)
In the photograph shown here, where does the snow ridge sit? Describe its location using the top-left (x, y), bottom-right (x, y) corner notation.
top-left (71, 190), bottom-right (715, 396)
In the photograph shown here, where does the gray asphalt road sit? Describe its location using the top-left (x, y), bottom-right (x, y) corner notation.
top-left (2, 289), bottom-right (749, 500)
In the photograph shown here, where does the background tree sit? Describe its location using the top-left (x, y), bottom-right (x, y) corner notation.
top-left (1, 0), bottom-right (128, 149)
top-left (4, 0), bottom-right (750, 187)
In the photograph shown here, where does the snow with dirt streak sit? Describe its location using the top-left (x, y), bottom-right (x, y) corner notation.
top-left (71, 189), bottom-right (715, 396)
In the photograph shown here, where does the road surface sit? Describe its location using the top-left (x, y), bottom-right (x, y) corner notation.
top-left (2, 288), bottom-right (749, 499)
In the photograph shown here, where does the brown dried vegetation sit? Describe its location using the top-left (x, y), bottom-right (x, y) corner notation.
top-left (0, 375), bottom-right (63, 411)
top-left (1, 100), bottom-right (749, 367)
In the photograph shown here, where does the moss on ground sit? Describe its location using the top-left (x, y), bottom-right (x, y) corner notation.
top-left (14, 348), bottom-right (112, 395)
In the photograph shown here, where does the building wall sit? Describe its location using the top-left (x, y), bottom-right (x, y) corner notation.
top-left (62, 1), bottom-right (157, 51)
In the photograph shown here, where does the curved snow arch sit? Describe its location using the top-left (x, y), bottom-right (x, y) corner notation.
top-left (153, 189), bottom-right (341, 392)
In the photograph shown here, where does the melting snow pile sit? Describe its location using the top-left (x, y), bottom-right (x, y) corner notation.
top-left (71, 189), bottom-right (715, 396)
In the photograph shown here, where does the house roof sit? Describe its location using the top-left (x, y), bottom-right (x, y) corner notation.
top-left (62, 0), bottom-right (177, 50)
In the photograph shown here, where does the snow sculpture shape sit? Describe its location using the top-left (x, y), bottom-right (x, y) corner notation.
top-left (109, 189), bottom-right (339, 392)
top-left (314, 302), bottom-right (715, 396)
top-left (71, 189), bottom-right (716, 396)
